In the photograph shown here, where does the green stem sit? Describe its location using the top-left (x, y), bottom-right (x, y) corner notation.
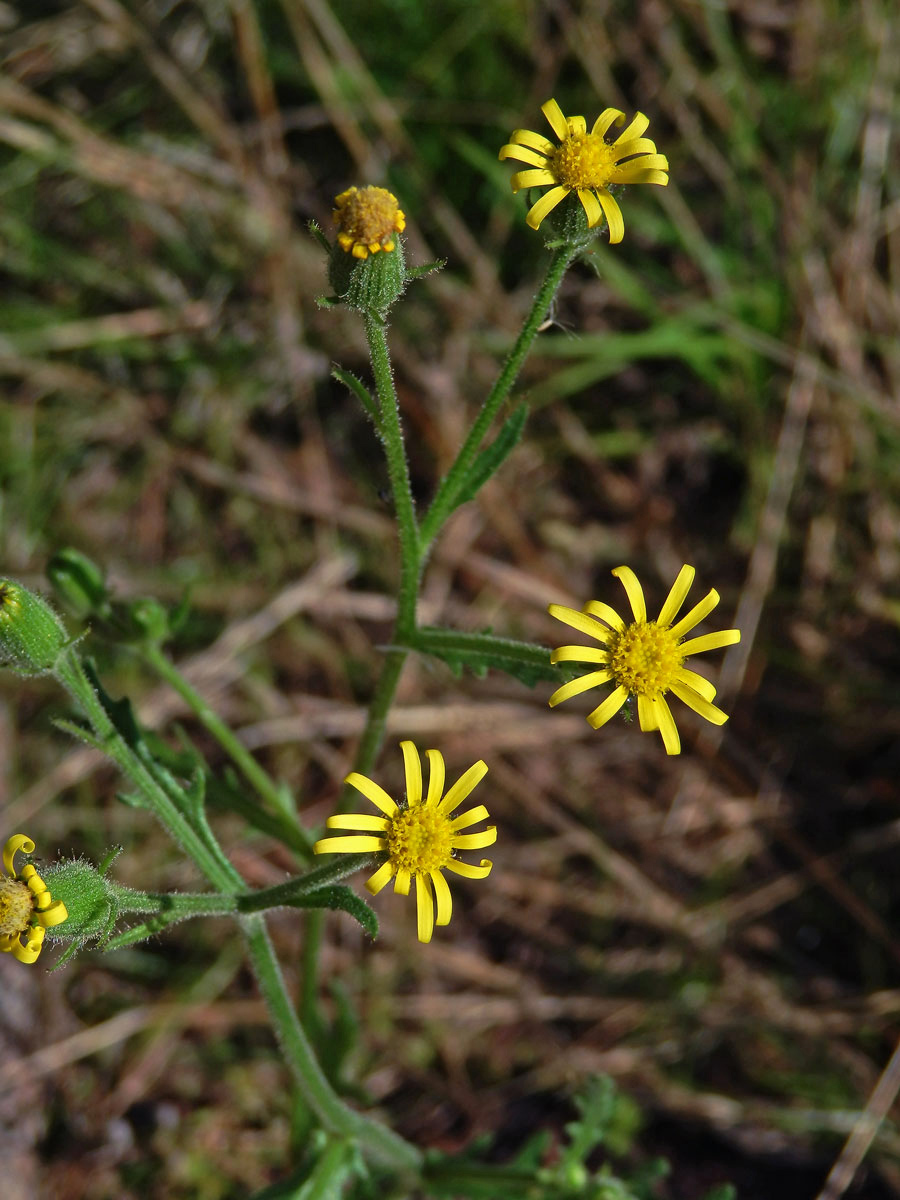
top-left (141, 642), bottom-right (314, 861)
top-left (420, 244), bottom-right (576, 548)
top-left (363, 312), bottom-right (420, 637)
top-left (242, 914), bottom-right (422, 1173)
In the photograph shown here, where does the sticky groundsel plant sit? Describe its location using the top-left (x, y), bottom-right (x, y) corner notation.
top-left (0, 99), bottom-right (738, 1199)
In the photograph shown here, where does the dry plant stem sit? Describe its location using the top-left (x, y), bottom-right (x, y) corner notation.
top-left (52, 649), bottom-right (421, 1175)
top-left (140, 640), bottom-right (315, 860)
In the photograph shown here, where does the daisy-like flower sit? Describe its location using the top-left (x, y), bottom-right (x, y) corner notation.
top-left (314, 741), bottom-right (496, 943)
top-left (498, 98), bottom-right (668, 242)
top-left (548, 565), bottom-right (740, 755)
top-left (333, 185), bottom-right (406, 259)
top-left (0, 834), bottom-right (68, 964)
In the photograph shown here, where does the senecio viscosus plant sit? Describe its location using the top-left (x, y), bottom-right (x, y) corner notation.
top-left (1, 98), bottom-right (739, 1199)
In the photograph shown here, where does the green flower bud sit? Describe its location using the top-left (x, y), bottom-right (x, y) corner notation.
top-left (42, 857), bottom-right (120, 944)
top-left (0, 579), bottom-right (69, 675)
top-left (328, 186), bottom-right (407, 314)
top-left (125, 597), bottom-right (170, 644)
top-left (47, 548), bottom-right (109, 619)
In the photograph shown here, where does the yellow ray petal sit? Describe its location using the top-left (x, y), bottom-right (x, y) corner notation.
top-left (445, 858), bottom-right (493, 879)
top-left (670, 682), bottom-right (729, 725)
top-left (675, 668), bottom-right (716, 702)
top-left (450, 804), bottom-right (490, 831)
top-left (657, 564), bottom-right (695, 627)
top-left (344, 772), bottom-right (398, 816)
top-left (548, 670), bottom-right (613, 707)
top-left (587, 684), bottom-right (629, 728)
top-left (614, 113), bottom-right (649, 145)
top-left (365, 860), bottom-right (395, 895)
top-left (313, 835), bottom-right (384, 855)
top-left (597, 189), bottom-right (625, 244)
top-left (326, 814), bottom-right (389, 831)
top-left (394, 868), bottom-right (411, 896)
top-left (611, 168), bottom-right (669, 187)
top-left (611, 565), bottom-right (646, 623)
top-left (550, 645), bottom-right (610, 665)
top-left (401, 740), bottom-right (422, 806)
top-left (592, 108), bottom-right (625, 138)
top-left (3, 834), bottom-right (33, 876)
top-left (437, 760), bottom-right (489, 814)
top-left (578, 188), bottom-right (603, 227)
top-left (669, 589), bottom-right (720, 638)
top-left (453, 826), bottom-right (497, 851)
top-left (583, 600), bottom-right (626, 631)
top-left (33, 900), bottom-right (68, 927)
top-left (541, 98), bottom-right (569, 140)
top-left (498, 143), bottom-right (550, 168)
top-left (548, 603), bottom-right (612, 642)
top-left (526, 185), bottom-right (569, 230)
top-left (431, 870), bottom-right (453, 926)
top-left (508, 127), bottom-right (555, 155)
top-left (567, 114), bottom-right (587, 136)
top-left (425, 748), bottom-right (445, 808)
top-left (416, 873), bottom-right (435, 943)
top-left (655, 696), bottom-right (681, 754)
top-left (511, 169), bottom-right (557, 193)
top-left (611, 137), bottom-right (659, 159)
top-left (679, 629), bottom-right (741, 656)
top-left (637, 694), bottom-right (658, 730)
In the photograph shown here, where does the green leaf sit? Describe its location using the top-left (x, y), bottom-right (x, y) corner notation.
top-left (281, 886), bottom-right (379, 939)
top-left (450, 402), bottom-right (528, 512)
top-left (402, 625), bottom-right (567, 688)
top-left (332, 364), bottom-right (380, 428)
top-left (83, 659), bottom-right (144, 749)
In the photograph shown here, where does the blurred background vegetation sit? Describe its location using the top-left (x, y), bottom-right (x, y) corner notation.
top-left (0, 0), bottom-right (898, 1196)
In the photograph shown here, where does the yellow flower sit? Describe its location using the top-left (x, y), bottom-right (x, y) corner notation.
top-left (315, 741), bottom-right (496, 944)
top-left (333, 186), bottom-right (406, 259)
top-left (498, 98), bottom-right (668, 242)
top-left (0, 834), bottom-right (68, 964)
top-left (548, 565), bottom-right (740, 754)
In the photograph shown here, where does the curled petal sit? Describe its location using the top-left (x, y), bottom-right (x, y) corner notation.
top-left (525, 185), bottom-right (570, 230)
top-left (445, 858), bottom-right (493, 880)
top-left (541, 98), bottom-right (569, 140)
top-left (592, 108), bottom-right (625, 138)
top-left (612, 137), bottom-right (659, 159)
top-left (548, 670), bottom-right (613, 707)
top-left (612, 566), bottom-right (646, 623)
top-left (432, 870), bottom-right (453, 926)
top-left (344, 772), bottom-right (398, 816)
top-left (365, 860), bottom-right (395, 895)
top-left (679, 629), bottom-right (741, 656)
top-left (34, 899), bottom-right (68, 927)
top-left (657, 564), bottom-right (695, 627)
top-left (508, 127), bottom-right (555, 155)
top-left (655, 696), bottom-right (681, 754)
top-left (567, 114), bottom-right (587, 136)
top-left (12, 929), bottom-right (44, 964)
top-left (3, 834), bottom-right (33, 877)
top-left (587, 685), bottom-right (629, 728)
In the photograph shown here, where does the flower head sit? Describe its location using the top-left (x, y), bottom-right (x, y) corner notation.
top-left (315, 742), bottom-right (495, 943)
top-left (333, 186), bottom-right (406, 259)
top-left (498, 99), bottom-right (668, 242)
top-left (1, 835), bottom-right (68, 964)
top-left (548, 565), bottom-right (740, 754)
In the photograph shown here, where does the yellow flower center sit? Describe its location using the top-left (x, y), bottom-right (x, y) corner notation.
top-left (551, 133), bottom-right (618, 191)
top-left (608, 621), bottom-right (684, 698)
top-left (333, 186), bottom-right (406, 259)
top-left (386, 806), bottom-right (454, 875)
top-left (0, 876), bottom-right (34, 936)
top-left (0, 582), bottom-right (22, 622)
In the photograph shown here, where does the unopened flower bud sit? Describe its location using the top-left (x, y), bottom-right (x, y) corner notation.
top-left (0, 579), bottom-right (69, 675)
top-left (47, 548), bottom-right (109, 619)
top-left (328, 186), bottom-right (407, 314)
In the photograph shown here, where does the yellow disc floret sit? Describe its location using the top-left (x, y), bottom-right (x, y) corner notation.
top-left (607, 621), bottom-right (684, 699)
top-left (333, 186), bottom-right (406, 260)
top-left (387, 805), bottom-right (455, 875)
top-left (551, 133), bottom-right (618, 192)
